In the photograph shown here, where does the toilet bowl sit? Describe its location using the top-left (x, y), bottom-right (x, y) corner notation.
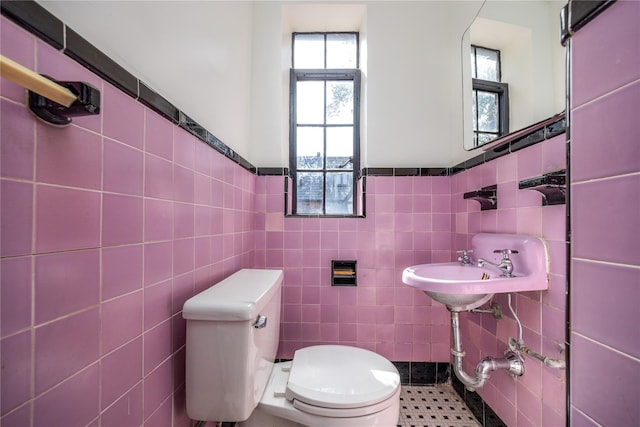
top-left (241, 345), bottom-right (400, 427)
top-left (183, 269), bottom-right (400, 427)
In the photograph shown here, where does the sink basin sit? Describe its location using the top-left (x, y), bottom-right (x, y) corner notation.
top-left (402, 233), bottom-right (548, 311)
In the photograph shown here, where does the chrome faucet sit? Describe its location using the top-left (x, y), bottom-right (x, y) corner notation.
top-left (456, 249), bottom-right (474, 265)
top-left (477, 249), bottom-right (519, 277)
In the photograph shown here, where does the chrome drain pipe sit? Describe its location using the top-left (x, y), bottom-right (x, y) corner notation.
top-left (450, 311), bottom-right (525, 392)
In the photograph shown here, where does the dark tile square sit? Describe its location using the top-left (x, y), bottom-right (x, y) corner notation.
top-left (420, 167), bottom-right (448, 176)
top-left (509, 129), bottom-right (545, 153)
top-left (465, 392), bottom-right (485, 425)
top-left (435, 362), bottom-right (451, 384)
top-left (139, 82), bottom-right (179, 123)
top-left (1, 0), bottom-right (64, 49)
top-left (394, 168), bottom-right (420, 176)
top-left (393, 361), bottom-right (410, 385)
top-left (65, 28), bottom-right (138, 98)
top-left (410, 362), bottom-right (437, 385)
top-left (363, 167), bottom-right (393, 176)
top-left (569, 0), bottom-right (612, 32)
top-left (485, 404), bottom-right (508, 427)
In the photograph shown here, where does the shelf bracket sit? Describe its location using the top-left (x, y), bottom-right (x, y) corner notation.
top-left (518, 170), bottom-right (566, 206)
top-left (463, 184), bottom-right (497, 211)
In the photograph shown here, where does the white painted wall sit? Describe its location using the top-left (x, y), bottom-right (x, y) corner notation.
top-left (38, 0), bottom-right (254, 159)
top-left (37, 1), bottom-right (560, 168)
top-left (473, 0), bottom-right (565, 127)
top-left (249, 1), bottom-right (288, 167)
top-left (251, 1), bottom-right (478, 168)
top-left (363, 1), bottom-right (476, 167)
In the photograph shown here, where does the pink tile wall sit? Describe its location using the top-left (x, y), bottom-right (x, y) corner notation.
top-left (451, 135), bottom-right (568, 426)
top-left (1, 9), bottom-right (578, 427)
top-left (254, 175), bottom-right (453, 362)
top-left (569, 1), bottom-right (640, 426)
top-left (0, 17), bottom-right (255, 427)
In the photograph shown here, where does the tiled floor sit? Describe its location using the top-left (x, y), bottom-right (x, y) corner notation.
top-left (397, 385), bottom-right (481, 427)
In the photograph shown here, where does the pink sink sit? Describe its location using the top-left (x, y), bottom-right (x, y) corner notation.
top-left (402, 233), bottom-right (549, 311)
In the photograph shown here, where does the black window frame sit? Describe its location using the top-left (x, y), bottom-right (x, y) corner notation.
top-left (289, 32), bottom-right (361, 216)
top-left (471, 45), bottom-right (509, 147)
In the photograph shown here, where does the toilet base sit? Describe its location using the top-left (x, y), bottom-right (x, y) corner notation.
top-left (239, 361), bottom-right (400, 427)
top-left (239, 407), bottom-right (304, 427)
top-left (240, 404), bottom-right (399, 427)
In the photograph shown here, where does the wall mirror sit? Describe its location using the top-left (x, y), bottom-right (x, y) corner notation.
top-left (462, 0), bottom-right (566, 150)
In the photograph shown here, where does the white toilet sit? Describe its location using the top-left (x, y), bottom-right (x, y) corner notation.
top-left (183, 269), bottom-right (401, 427)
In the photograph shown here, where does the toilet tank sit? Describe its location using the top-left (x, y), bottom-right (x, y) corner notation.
top-left (183, 269), bottom-right (283, 422)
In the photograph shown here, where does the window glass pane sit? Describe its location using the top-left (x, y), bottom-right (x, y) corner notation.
top-left (472, 90), bottom-right (478, 130)
top-left (297, 172), bottom-right (324, 214)
top-left (326, 81), bottom-right (354, 124)
top-left (325, 172), bottom-right (353, 214)
top-left (475, 47), bottom-right (499, 81)
top-left (294, 34), bottom-right (324, 68)
top-left (326, 34), bottom-right (357, 68)
top-left (478, 133), bottom-right (498, 145)
top-left (476, 91), bottom-right (498, 132)
top-left (470, 50), bottom-right (477, 78)
top-left (296, 127), bottom-right (324, 169)
top-left (326, 127), bottom-right (353, 169)
top-left (296, 81), bottom-right (325, 124)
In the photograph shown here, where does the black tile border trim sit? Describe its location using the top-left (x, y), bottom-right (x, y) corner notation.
top-left (64, 27), bottom-right (139, 98)
top-left (358, 115), bottom-right (565, 178)
top-left (561, 0), bottom-right (617, 46)
top-left (564, 0), bottom-right (617, 45)
top-left (363, 167), bottom-right (394, 176)
top-left (446, 116), bottom-right (567, 177)
top-left (0, 0), bottom-right (254, 172)
top-left (1, 0), bottom-right (565, 179)
top-left (452, 376), bottom-right (507, 427)
top-left (139, 82), bottom-right (180, 124)
top-left (1, 0), bottom-right (63, 49)
top-left (257, 167), bottom-right (288, 176)
top-left (362, 167), bottom-right (449, 177)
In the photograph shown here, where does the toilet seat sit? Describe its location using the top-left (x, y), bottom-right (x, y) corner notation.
top-left (285, 345), bottom-right (400, 417)
top-left (291, 390), bottom-right (400, 418)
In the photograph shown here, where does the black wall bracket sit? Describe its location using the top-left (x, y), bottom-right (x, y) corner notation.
top-left (518, 170), bottom-right (566, 206)
top-left (463, 184), bottom-right (498, 210)
top-left (28, 76), bottom-right (100, 126)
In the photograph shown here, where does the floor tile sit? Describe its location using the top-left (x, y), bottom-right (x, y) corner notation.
top-left (398, 385), bottom-right (481, 427)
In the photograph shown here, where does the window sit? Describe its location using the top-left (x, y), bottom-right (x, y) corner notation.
top-left (470, 45), bottom-right (509, 147)
top-left (290, 33), bottom-right (361, 215)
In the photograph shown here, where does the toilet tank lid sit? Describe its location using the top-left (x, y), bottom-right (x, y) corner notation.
top-left (182, 269), bottom-right (283, 321)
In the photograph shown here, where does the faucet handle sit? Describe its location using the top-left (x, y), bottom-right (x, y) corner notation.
top-left (493, 249), bottom-right (519, 258)
top-left (456, 249), bottom-right (474, 265)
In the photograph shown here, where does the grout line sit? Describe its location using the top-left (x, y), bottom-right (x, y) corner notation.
top-left (569, 405), bottom-right (604, 427)
top-left (571, 332), bottom-right (640, 362)
top-left (571, 170), bottom-right (640, 186)
top-left (571, 77), bottom-right (640, 112)
top-left (572, 257), bottom-right (640, 270)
